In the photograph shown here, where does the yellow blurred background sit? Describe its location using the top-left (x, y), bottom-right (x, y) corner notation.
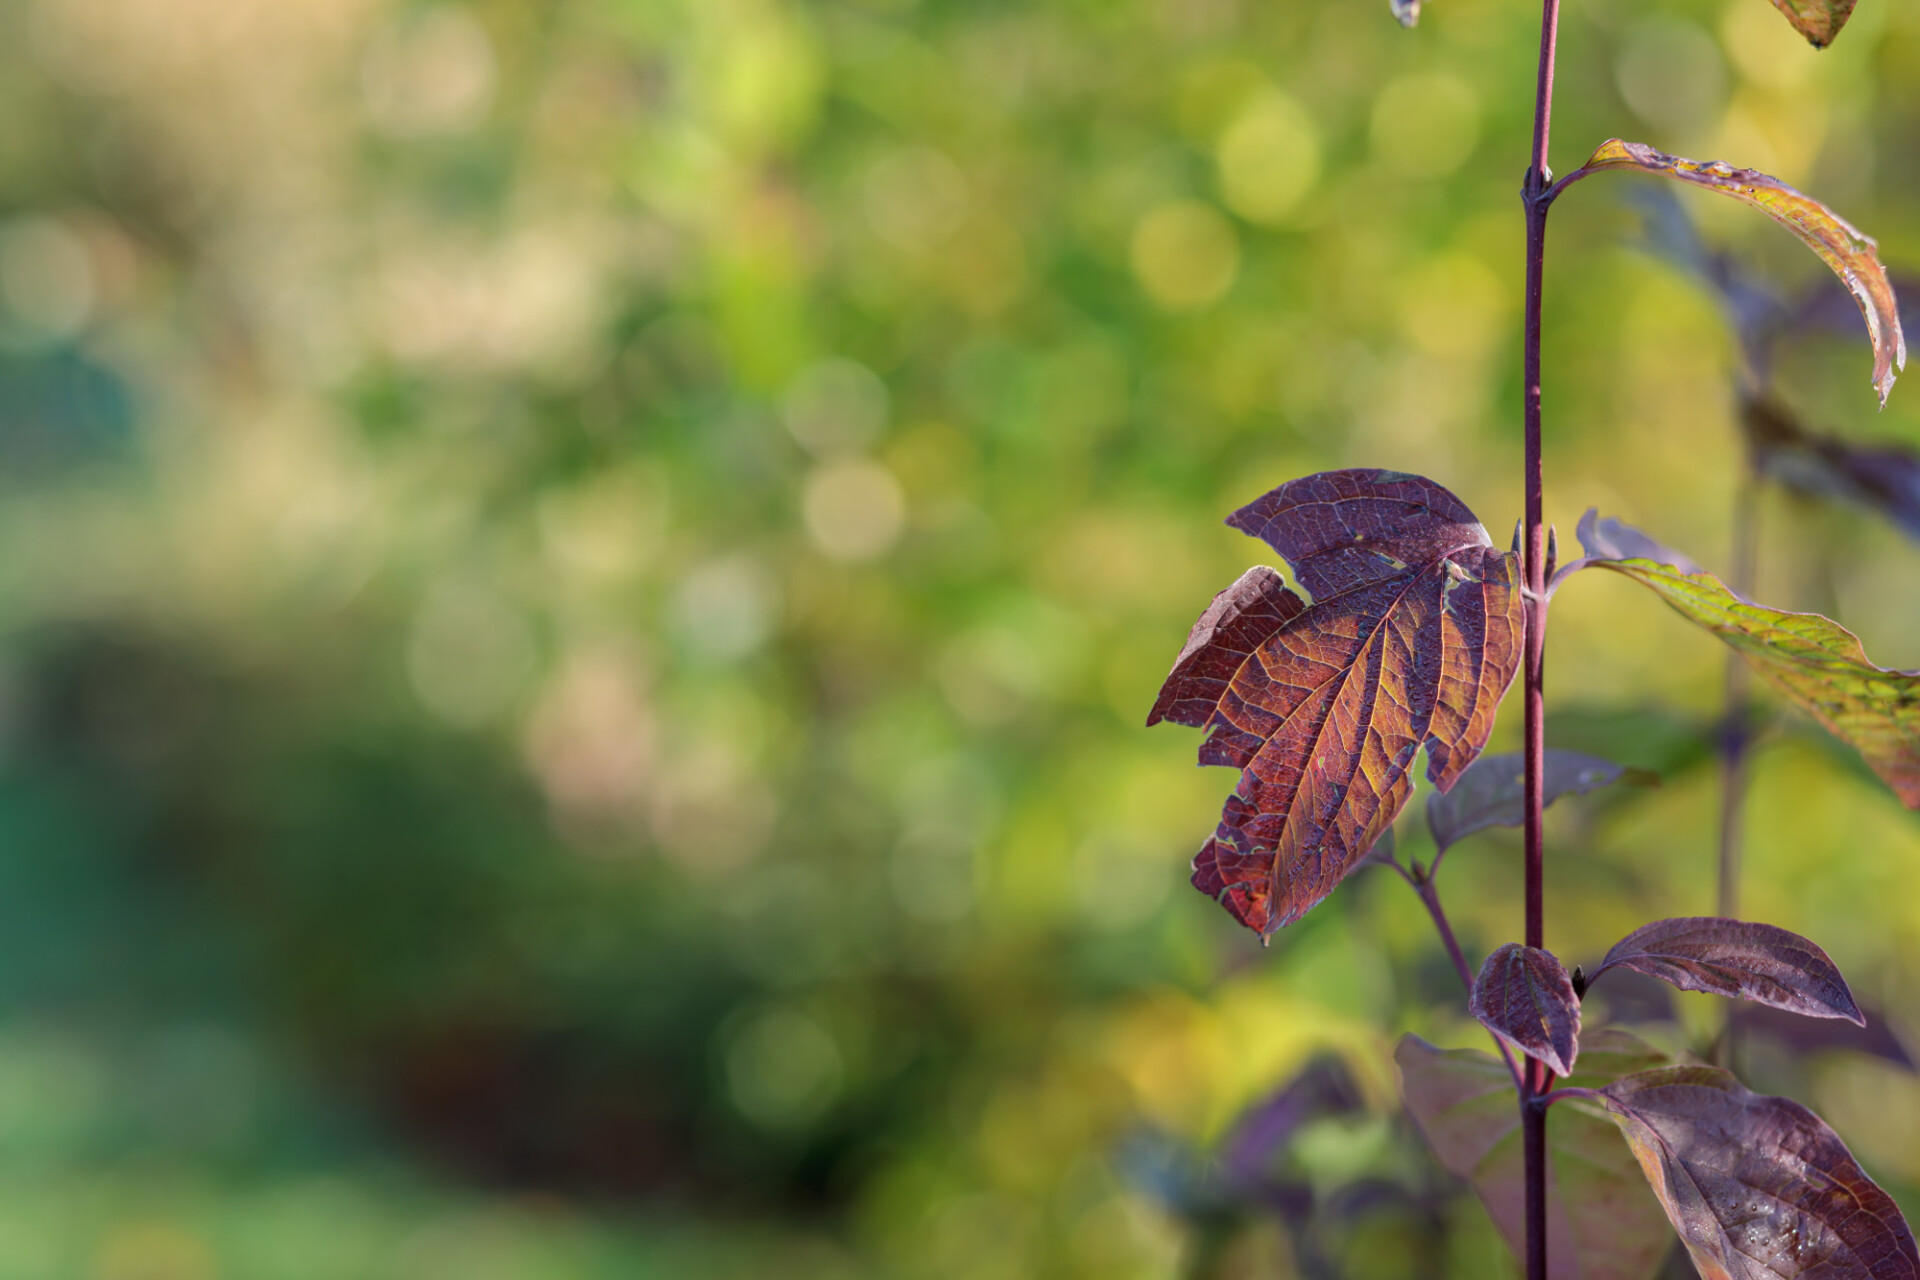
top-left (0, 0), bottom-right (1916, 1275)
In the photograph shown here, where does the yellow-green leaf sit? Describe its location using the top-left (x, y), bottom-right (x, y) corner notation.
top-left (1569, 140), bottom-right (1905, 407)
top-left (1575, 512), bottom-right (1920, 808)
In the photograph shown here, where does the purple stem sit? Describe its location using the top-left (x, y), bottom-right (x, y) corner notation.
top-left (1521, 0), bottom-right (1565, 1273)
top-left (1413, 874), bottom-right (1475, 993)
top-left (1392, 859), bottom-right (1525, 1091)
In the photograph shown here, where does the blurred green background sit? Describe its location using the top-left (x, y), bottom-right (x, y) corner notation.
top-left (0, 0), bottom-right (1917, 1275)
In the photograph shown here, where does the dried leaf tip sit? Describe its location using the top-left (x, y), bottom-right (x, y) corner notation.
top-left (1764, 0), bottom-right (1862, 50)
top-left (1571, 139), bottom-right (1904, 410)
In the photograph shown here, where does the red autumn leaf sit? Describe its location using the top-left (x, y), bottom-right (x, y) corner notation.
top-left (1470, 943), bottom-right (1583, 1076)
top-left (1149, 470), bottom-right (1524, 935)
top-left (1590, 917), bottom-right (1865, 1025)
top-left (1595, 1067), bottom-right (1920, 1279)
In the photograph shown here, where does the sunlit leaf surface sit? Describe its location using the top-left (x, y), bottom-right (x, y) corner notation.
top-left (1592, 917), bottom-right (1864, 1025)
top-left (1427, 748), bottom-right (1653, 855)
top-left (1574, 512), bottom-right (1920, 808)
top-left (1597, 1067), bottom-right (1920, 1279)
top-left (1470, 943), bottom-right (1582, 1075)
top-left (1149, 470), bottom-right (1523, 934)
top-left (1571, 140), bottom-right (1905, 406)
top-left (1397, 1030), bottom-right (1676, 1280)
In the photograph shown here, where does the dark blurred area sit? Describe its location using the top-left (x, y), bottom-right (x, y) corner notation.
top-left (0, 0), bottom-right (1917, 1275)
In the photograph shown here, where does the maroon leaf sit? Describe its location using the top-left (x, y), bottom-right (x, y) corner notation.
top-left (1397, 1029), bottom-right (1678, 1279)
top-left (1590, 917), bottom-right (1864, 1026)
top-left (1149, 470), bottom-right (1524, 935)
top-left (1470, 943), bottom-right (1583, 1076)
top-left (1595, 1067), bottom-right (1920, 1279)
top-left (1427, 748), bottom-right (1656, 855)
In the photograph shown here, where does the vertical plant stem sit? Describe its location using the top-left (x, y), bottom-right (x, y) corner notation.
top-left (1715, 460), bottom-right (1759, 1068)
top-left (1521, 0), bottom-right (1564, 1275)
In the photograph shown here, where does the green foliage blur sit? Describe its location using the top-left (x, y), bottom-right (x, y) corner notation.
top-left (0, 0), bottom-right (1917, 1275)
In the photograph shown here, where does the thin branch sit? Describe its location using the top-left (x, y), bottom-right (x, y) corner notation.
top-left (1415, 873), bottom-right (1476, 992)
top-left (1399, 863), bottom-right (1527, 1092)
top-left (1520, 0), bottom-right (1565, 1274)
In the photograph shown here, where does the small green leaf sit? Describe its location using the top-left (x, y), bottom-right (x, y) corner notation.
top-left (1590, 917), bottom-right (1865, 1025)
top-left (1568, 140), bottom-right (1905, 406)
top-left (1573, 512), bottom-right (1920, 808)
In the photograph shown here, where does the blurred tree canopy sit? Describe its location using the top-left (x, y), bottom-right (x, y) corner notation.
top-left (0, 0), bottom-right (1916, 1275)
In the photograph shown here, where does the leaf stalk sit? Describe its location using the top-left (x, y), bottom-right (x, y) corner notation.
top-left (1412, 868), bottom-right (1476, 995)
top-left (1397, 858), bottom-right (1527, 1090)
